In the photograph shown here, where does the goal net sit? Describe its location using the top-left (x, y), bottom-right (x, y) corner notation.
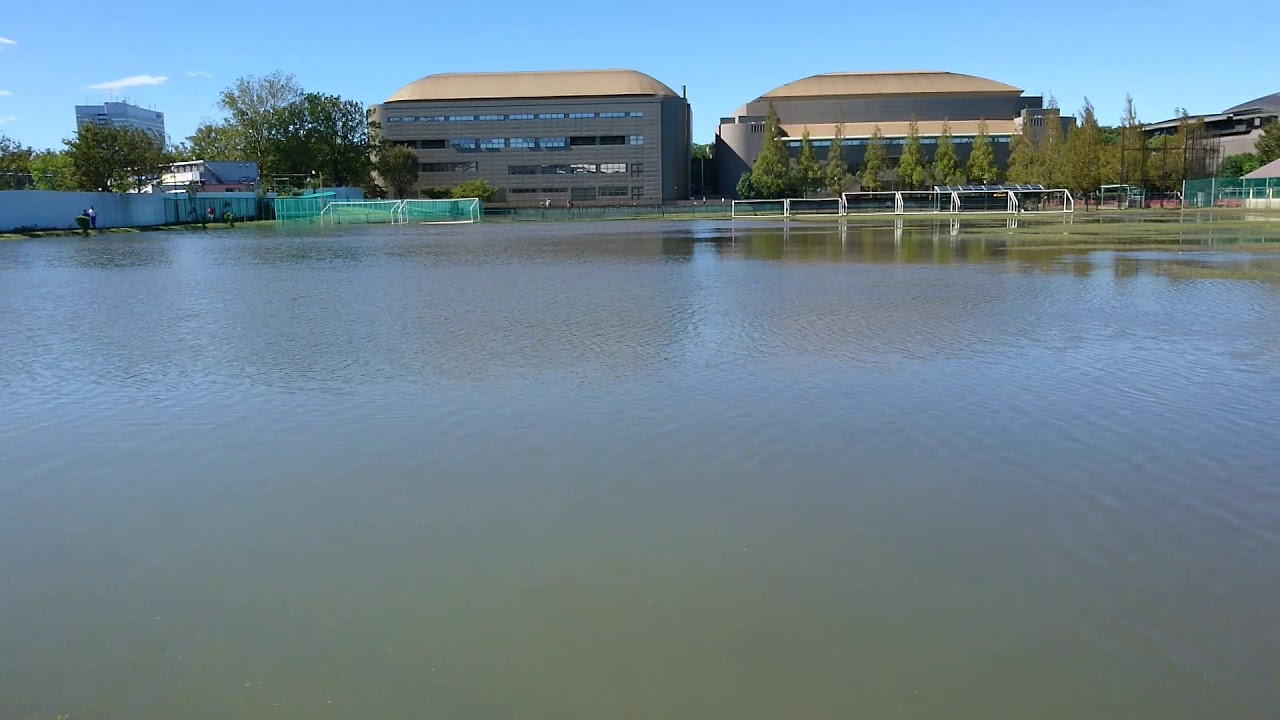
top-left (842, 192), bottom-right (898, 214)
top-left (1011, 189), bottom-right (1074, 214)
top-left (400, 198), bottom-right (483, 224)
top-left (786, 198), bottom-right (843, 216)
top-left (320, 200), bottom-right (403, 225)
top-left (731, 199), bottom-right (787, 218)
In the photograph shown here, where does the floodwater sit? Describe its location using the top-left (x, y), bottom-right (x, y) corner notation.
top-left (1, 219), bottom-right (1278, 720)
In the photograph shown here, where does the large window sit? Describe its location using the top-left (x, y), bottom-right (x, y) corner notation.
top-left (449, 115), bottom-right (475, 122)
top-left (509, 165), bottom-right (539, 175)
top-left (421, 162), bottom-right (478, 172)
top-left (599, 135), bottom-right (625, 146)
top-left (544, 164), bottom-right (570, 174)
top-left (392, 140), bottom-right (416, 148)
top-left (599, 112), bottom-right (626, 119)
top-left (630, 163), bottom-right (644, 178)
top-left (387, 117), bottom-right (406, 124)
top-left (571, 187), bottom-right (597, 201)
top-left (599, 163), bottom-right (627, 174)
top-left (478, 114), bottom-right (505, 121)
top-left (569, 112), bottom-right (596, 119)
top-left (599, 186), bottom-right (628, 197)
top-left (569, 136), bottom-right (597, 146)
top-left (570, 163), bottom-right (597, 174)
top-left (631, 186), bottom-right (644, 200)
top-left (539, 137), bottom-right (567, 149)
top-left (538, 113), bottom-right (565, 119)
top-left (420, 116), bottom-right (446, 123)
top-left (508, 113), bottom-right (534, 120)
top-left (479, 138), bottom-right (506, 150)
top-left (509, 138), bottom-right (536, 149)
top-left (510, 187), bottom-right (567, 194)
top-left (421, 139), bottom-right (447, 149)
top-left (627, 111), bottom-right (644, 118)
top-left (451, 139), bottom-right (477, 150)
top-left (628, 135), bottom-right (644, 145)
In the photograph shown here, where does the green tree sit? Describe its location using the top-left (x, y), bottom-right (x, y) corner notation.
top-left (217, 72), bottom-right (304, 174)
top-left (691, 143), bottom-right (712, 160)
top-left (823, 121), bottom-right (852, 194)
top-left (1038, 101), bottom-right (1065, 188)
top-left (932, 121), bottom-right (963, 186)
top-left (451, 178), bottom-right (496, 202)
top-left (29, 150), bottom-right (77, 190)
top-left (0, 134), bottom-right (33, 190)
top-left (1116, 95), bottom-right (1146, 186)
top-left (748, 102), bottom-right (792, 198)
top-left (860, 125), bottom-right (887, 191)
top-left (186, 122), bottom-right (242, 160)
top-left (266, 93), bottom-right (375, 187)
top-left (793, 127), bottom-right (821, 195)
top-left (1254, 119), bottom-right (1280, 164)
top-left (376, 144), bottom-right (420, 199)
top-left (965, 120), bottom-right (999, 183)
top-left (735, 171), bottom-right (759, 199)
top-left (1063, 98), bottom-right (1107, 194)
top-left (64, 124), bottom-right (170, 192)
top-left (1218, 153), bottom-right (1262, 177)
top-left (897, 117), bottom-right (927, 189)
top-left (1006, 116), bottom-right (1039, 184)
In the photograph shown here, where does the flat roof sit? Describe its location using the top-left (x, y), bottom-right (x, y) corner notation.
top-left (386, 70), bottom-right (678, 103)
top-left (760, 72), bottom-right (1023, 99)
top-left (780, 119), bottom-right (1018, 138)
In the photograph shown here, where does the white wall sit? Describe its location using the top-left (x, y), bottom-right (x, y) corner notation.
top-left (0, 191), bottom-right (167, 232)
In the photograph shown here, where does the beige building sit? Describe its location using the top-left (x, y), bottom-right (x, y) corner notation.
top-left (371, 70), bottom-right (691, 205)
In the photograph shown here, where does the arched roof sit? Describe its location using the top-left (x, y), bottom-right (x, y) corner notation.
top-left (760, 71), bottom-right (1022, 99)
top-left (1224, 92), bottom-right (1280, 115)
top-left (387, 70), bottom-right (678, 103)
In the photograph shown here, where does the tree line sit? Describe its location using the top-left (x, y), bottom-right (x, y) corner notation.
top-left (736, 97), bottom-right (1280, 200)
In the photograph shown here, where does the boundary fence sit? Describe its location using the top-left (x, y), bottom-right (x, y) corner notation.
top-left (732, 189), bottom-right (1074, 218)
top-left (1182, 178), bottom-right (1280, 209)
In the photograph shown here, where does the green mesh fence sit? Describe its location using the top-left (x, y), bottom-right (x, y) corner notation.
top-left (320, 200), bottom-right (402, 225)
top-left (164, 196), bottom-right (273, 223)
top-left (401, 198), bottom-right (483, 224)
top-left (1182, 177), bottom-right (1280, 208)
top-left (274, 192), bottom-right (336, 225)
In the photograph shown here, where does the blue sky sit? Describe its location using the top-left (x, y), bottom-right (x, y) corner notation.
top-left (1, 0), bottom-right (1275, 150)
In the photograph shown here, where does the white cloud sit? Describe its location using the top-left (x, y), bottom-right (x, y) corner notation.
top-left (187, 70), bottom-right (213, 79)
top-left (86, 74), bottom-right (168, 91)
top-left (0, 116), bottom-right (16, 125)
top-left (0, 37), bottom-right (16, 48)
top-left (0, 90), bottom-right (12, 96)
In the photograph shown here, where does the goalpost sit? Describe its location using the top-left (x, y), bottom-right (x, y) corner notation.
top-left (731, 199), bottom-right (788, 218)
top-left (786, 198), bottom-right (843, 217)
top-left (399, 198), bottom-right (483, 225)
top-left (319, 200), bottom-right (403, 225)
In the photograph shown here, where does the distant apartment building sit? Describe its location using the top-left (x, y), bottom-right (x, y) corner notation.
top-left (153, 160), bottom-right (259, 193)
top-left (75, 101), bottom-right (166, 138)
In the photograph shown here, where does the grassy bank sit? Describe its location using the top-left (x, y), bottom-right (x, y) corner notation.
top-left (0, 220), bottom-right (276, 241)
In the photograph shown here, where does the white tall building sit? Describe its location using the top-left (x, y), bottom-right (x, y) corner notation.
top-left (75, 101), bottom-right (166, 138)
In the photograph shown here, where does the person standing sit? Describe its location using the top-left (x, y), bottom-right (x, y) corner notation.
top-left (87, 206), bottom-right (97, 228)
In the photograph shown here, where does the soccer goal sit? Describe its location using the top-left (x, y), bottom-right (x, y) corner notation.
top-left (842, 192), bottom-right (898, 215)
top-left (399, 198), bottom-right (483, 224)
top-left (320, 200), bottom-right (403, 225)
top-left (731, 199), bottom-right (788, 218)
top-left (1011, 189), bottom-right (1074, 214)
top-left (786, 198), bottom-right (843, 217)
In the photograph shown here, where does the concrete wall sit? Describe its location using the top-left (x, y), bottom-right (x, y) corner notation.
top-left (0, 191), bottom-right (166, 232)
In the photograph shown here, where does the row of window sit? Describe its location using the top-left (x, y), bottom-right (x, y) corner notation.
top-left (783, 136), bottom-right (1014, 149)
top-left (388, 111), bottom-right (645, 124)
top-left (421, 162), bottom-right (479, 173)
top-left (508, 186), bottom-right (645, 200)
top-left (397, 136), bottom-right (643, 150)
top-left (509, 163), bottom-right (640, 175)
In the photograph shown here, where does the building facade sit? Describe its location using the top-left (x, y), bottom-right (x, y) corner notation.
top-left (371, 70), bottom-right (691, 205)
top-left (154, 160), bottom-right (260, 193)
top-left (714, 72), bottom-right (1062, 196)
top-left (1145, 92), bottom-right (1279, 173)
top-left (74, 101), bottom-right (166, 138)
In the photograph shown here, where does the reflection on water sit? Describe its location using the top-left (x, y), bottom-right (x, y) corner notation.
top-left (1, 220), bottom-right (1278, 720)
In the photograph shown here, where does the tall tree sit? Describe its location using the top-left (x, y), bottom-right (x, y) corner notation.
top-left (932, 121), bottom-right (963, 186)
top-left (0, 134), bottom-right (33, 190)
top-left (860, 125), bottom-right (887, 191)
top-left (120, 127), bottom-right (174, 192)
top-left (29, 150), bottom-right (77, 190)
top-left (1063, 98), bottom-right (1107, 195)
top-left (1006, 115), bottom-right (1039, 184)
top-left (266, 93), bottom-right (375, 187)
top-left (897, 117), bottom-right (928, 189)
top-left (965, 120), bottom-right (999, 183)
top-left (65, 124), bottom-right (167, 192)
top-left (186, 122), bottom-right (242, 161)
top-left (217, 72), bottom-right (303, 174)
top-left (748, 102), bottom-right (792, 198)
top-left (1218, 153), bottom-right (1261, 177)
top-left (1253, 119), bottom-right (1280, 164)
top-left (793, 127), bottom-right (822, 195)
top-left (1038, 99), bottom-right (1065, 188)
top-left (1117, 95), bottom-right (1146, 186)
top-left (376, 144), bottom-right (420, 199)
top-left (823, 122), bottom-right (852, 194)
top-left (736, 171), bottom-right (759, 199)
top-left (691, 143), bottom-right (712, 160)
